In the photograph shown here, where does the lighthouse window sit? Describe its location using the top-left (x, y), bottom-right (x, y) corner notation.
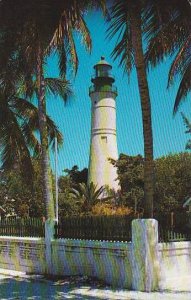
top-left (97, 65), bottom-right (110, 77)
top-left (101, 136), bottom-right (107, 143)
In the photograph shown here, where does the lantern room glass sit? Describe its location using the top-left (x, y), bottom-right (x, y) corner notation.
top-left (95, 65), bottom-right (111, 78)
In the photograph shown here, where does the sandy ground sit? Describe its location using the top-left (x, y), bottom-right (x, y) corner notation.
top-left (0, 269), bottom-right (191, 300)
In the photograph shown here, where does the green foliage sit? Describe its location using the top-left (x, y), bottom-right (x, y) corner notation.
top-left (112, 152), bottom-right (191, 215)
top-left (64, 165), bottom-right (88, 187)
top-left (0, 159), bottom-right (44, 217)
top-left (70, 182), bottom-right (108, 213)
top-left (110, 154), bottom-right (144, 212)
top-left (57, 166), bottom-right (88, 216)
top-left (58, 175), bottom-right (81, 217)
top-left (0, 90), bottom-right (64, 184)
top-left (154, 153), bottom-right (191, 213)
top-left (1, 153), bottom-right (191, 218)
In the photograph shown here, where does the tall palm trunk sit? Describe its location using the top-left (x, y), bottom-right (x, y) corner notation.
top-left (130, 5), bottom-right (154, 218)
top-left (37, 45), bottom-right (55, 220)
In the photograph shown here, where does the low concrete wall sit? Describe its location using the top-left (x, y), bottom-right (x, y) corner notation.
top-left (0, 236), bottom-right (46, 274)
top-left (158, 241), bottom-right (191, 290)
top-left (51, 239), bottom-right (133, 288)
top-left (0, 236), bottom-right (133, 288)
top-left (0, 219), bottom-right (190, 292)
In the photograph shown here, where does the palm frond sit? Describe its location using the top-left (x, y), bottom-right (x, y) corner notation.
top-left (182, 112), bottom-right (191, 150)
top-left (46, 3), bottom-right (89, 75)
top-left (67, 25), bottom-right (79, 75)
top-left (0, 106), bottom-right (34, 184)
top-left (86, 0), bottom-right (108, 17)
top-left (57, 43), bottom-right (67, 78)
top-left (107, 0), bottom-right (134, 76)
top-left (21, 122), bottom-right (41, 157)
top-left (144, 0), bottom-right (191, 114)
top-left (182, 112), bottom-right (191, 133)
top-left (173, 65), bottom-right (191, 114)
top-left (70, 182), bottom-right (106, 208)
top-left (10, 96), bottom-right (63, 150)
top-left (75, 15), bottom-right (92, 53)
top-left (44, 77), bottom-right (72, 102)
top-left (145, 24), bottom-right (183, 68)
top-left (145, 1), bottom-right (190, 68)
top-left (46, 117), bottom-right (63, 150)
top-left (168, 35), bottom-right (191, 87)
top-left (17, 75), bottom-right (35, 99)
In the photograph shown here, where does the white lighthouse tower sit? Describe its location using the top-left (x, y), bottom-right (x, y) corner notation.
top-left (88, 56), bottom-right (119, 192)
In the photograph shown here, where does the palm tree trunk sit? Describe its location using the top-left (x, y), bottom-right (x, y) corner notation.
top-left (37, 45), bottom-right (55, 220)
top-left (130, 5), bottom-right (154, 218)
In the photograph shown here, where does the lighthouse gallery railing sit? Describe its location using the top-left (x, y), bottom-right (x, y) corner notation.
top-left (89, 85), bottom-right (117, 94)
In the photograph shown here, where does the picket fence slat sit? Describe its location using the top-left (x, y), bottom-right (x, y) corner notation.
top-left (54, 215), bottom-right (133, 242)
top-left (0, 217), bottom-right (45, 237)
top-left (158, 226), bottom-right (191, 242)
top-left (0, 213), bottom-right (190, 242)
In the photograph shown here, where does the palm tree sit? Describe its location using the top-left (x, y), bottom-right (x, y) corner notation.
top-left (34, 3), bottom-right (91, 219)
top-left (107, 0), bottom-right (154, 217)
top-left (0, 87), bottom-right (63, 184)
top-left (70, 182), bottom-right (109, 212)
top-left (0, 0), bottom-right (107, 219)
top-left (0, 1), bottom-right (86, 219)
top-left (145, 0), bottom-right (191, 114)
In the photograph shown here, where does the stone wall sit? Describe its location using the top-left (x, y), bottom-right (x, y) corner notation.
top-left (0, 219), bottom-right (190, 292)
top-left (158, 241), bottom-right (191, 290)
top-left (0, 236), bottom-right (46, 274)
top-left (51, 239), bottom-right (133, 288)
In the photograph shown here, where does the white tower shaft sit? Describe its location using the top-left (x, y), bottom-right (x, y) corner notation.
top-left (88, 57), bottom-right (119, 192)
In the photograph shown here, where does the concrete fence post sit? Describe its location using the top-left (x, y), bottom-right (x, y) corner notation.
top-left (131, 219), bottom-right (160, 292)
top-left (45, 219), bottom-right (56, 274)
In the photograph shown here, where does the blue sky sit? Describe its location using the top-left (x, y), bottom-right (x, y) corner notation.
top-left (46, 11), bottom-right (190, 176)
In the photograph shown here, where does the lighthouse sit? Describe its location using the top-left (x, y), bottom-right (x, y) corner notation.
top-left (88, 56), bottom-right (119, 192)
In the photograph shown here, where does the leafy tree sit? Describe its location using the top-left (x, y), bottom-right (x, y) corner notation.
top-left (64, 166), bottom-right (88, 187)
top-left (57, 166), bottom-right (88, 216)
top-left (112, 153), bottom-right (191, 215)
top-left (154, 153), bottom-right (191, 214)
top-left (57, 175), bottom-right (81, 217)
top-left (110, 154), bottom-right (144, 213)
top-left (1, 153), bottom-right (190, 218)
top-left (0, 159), bottom-right (44, 217)
top-left (107, 0), bottom-right (154, 217)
